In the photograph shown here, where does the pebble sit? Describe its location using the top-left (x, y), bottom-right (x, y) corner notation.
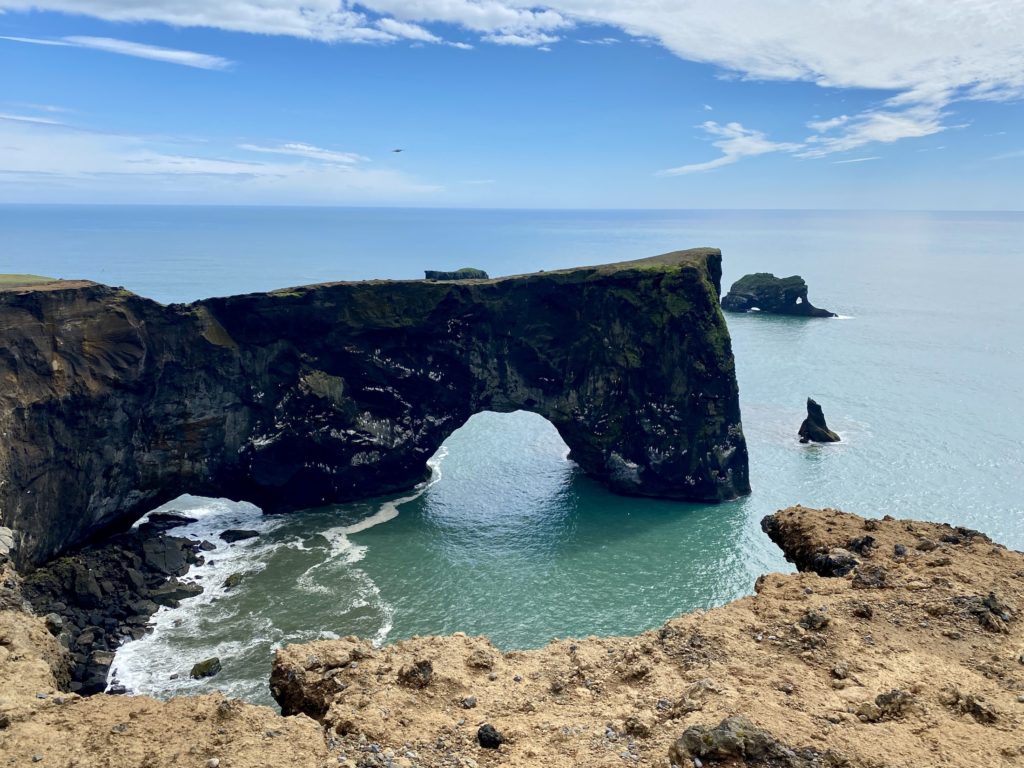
top-left (207, 760), bottom-right (220, 768)
top-left (32, 756), bottom-right (43, 763)
top-left (1017, 695), bottom-right (1024, 703)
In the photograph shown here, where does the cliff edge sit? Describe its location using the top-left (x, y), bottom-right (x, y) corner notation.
top-left (2, 506), bottom-right (1021, 767)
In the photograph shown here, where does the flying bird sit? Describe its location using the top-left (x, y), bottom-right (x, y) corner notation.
top-left (392, 148), bottom-right (404, 153)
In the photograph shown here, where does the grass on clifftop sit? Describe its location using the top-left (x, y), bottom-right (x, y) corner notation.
top-left (0, 274), bottom-right (56, 287)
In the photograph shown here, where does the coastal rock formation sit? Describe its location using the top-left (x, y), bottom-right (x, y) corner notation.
top-left (263, 505), bottom-right (1024, 768)
top-left (2, 505), bottom-right (1023, 766)
top-left (0, 249), bottom-right (748, 567)
top-left (799, 398), bottom-right (841, 443)
top-left (19, 526), bottom-right (207, 693)
top-left (721, 272), bottom-right (837, 317)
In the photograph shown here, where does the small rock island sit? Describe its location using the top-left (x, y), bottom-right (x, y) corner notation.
top-left (721, 272), bottom-right (836, 317)
top-left (799, 398), bottom-right (841, 443)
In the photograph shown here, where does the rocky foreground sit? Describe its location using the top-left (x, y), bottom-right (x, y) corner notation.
top-left (2, 506), bottom-right (1023, 767)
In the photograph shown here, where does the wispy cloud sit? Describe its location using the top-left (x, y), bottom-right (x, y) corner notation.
top-left (832, 156), bottom-right (881, 164)
top-left (0, 119), bottom-right (441, 204)
top-left (658, 121), bottom-right (800, 175)
top-left (0, 34), bottom-right (232, 69)
top-left (799, 103), bottom-right (947, 159)
top-left (0, 111), bottom-right (65, 126)
top-left (482, 31), bottom-right (559, 46)
top-left (238, 142), bottom-right (368, 164)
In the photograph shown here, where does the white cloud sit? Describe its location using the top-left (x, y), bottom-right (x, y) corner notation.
top-left (1, 34), bottom-right (232, 69)
top-left (375, 17), bottom-right (440, 43)
top-left (832, 156), bottom-right (880, 164)
top-left (3, 1), bottom-right (1023, 165)
top-left (807, 115), bottom-right (848, 132)
top-left (482, 31), bottom-right (559, 46)
top-left (658, 121), bottom-right (800, 175)
top-left (0, 111), bottom-right (64, 125)
top-left (239, 142), bottom-right (368, 164)
top-left (799, 103), bottom-right (946, 158)
top-left (0, 120), bottom-right (441, 203)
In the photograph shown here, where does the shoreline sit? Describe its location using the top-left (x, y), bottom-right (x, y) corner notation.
top-left (1, 505), bottom-right (1022, 767)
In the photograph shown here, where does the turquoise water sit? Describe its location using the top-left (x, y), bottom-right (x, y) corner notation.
top-left (3, 206), bottom-right (1022, 705)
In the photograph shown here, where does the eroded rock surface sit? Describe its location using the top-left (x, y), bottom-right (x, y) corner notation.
top-left (269, 506), bottom-right (1024, 768)
top-left (0, 249), bottom-right (748, 567)
top-left (721, 273), bottom-right (836, 317)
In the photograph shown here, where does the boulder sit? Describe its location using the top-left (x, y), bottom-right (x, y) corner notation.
top-left (219, 529), bottom-right (259, 544)
top-left (190, 657), bottom-right (222, 679)
top-left (721, 273), bottom-right (836, 317)
top-left (799, 398), bottom-right (841, 443)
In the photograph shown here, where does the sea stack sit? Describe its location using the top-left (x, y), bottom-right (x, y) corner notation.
top-left (799, 398), bottom-right (841, 443)
top-left (721, 273), bottom-right (836, 317)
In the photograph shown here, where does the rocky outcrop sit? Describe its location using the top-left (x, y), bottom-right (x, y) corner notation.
top-left (0, 248), bottom-right (748, 567)
top-left (19, 527), bottom-right (207, 693)
top-left (721, 272), bottom-right (837, 317)
top-left (799, 398), bottom-right (841, 443)
top-left (267, 506), bottom-right (1024, 768)
top-left (424, 267), bottom-right (489, 280)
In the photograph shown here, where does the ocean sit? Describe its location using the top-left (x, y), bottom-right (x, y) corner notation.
top-left (3, 205), bottom-right (1022, 705)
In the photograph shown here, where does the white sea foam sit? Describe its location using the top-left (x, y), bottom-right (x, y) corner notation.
top-left (111, 448), bottom-right (452, 699)
top-left (834, 314), bottom-right (855, 320)
top-left (110, 494), bottom-right (288, 696)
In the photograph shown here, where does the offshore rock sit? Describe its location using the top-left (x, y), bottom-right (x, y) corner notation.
top-left (721, 272), bottom-right (837, 317)
top-left (424, 267), bottom-right (489, 280)
top-left (799, 398), bottom-right (841, 443)
top-left (0, 249), bottom-right (748, 566)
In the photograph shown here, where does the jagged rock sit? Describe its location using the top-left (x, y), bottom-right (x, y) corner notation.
top-left (190, 657), bottom-right (222, 679)
top-left (148, 578), bottom-right (203, 607)
top-left (669, 715), bottom-right (846, 767)
top-left (397, 659), bottom-right (433, 689)
top-left (137, 512), bottom-right (197, 536)
top-left (219, 529), bottom-right (259, 544)
top-left (424, 267), bottom-right (489, 280)
top-left (223, 572), bottom-right (244, 590)
top-left (856, 689), bottom-right (916, 722)
top-left (142, 536), bottom-right (194, 576)
top-left (0, 249), bottom-right (748, 567)
top-left (721, 272), bottom-right (836, 317)
top-left (799, 398), bottom-right (841, 443)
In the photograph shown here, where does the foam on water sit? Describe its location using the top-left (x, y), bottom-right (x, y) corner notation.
top-left (110, 449), bottom-right (450, 701)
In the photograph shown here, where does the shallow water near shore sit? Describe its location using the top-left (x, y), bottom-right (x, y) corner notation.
top-left (4, 206), bottom-right (1022, 706)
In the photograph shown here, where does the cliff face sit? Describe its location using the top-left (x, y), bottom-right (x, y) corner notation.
top-left (0, 248), bottom-right (748, 567)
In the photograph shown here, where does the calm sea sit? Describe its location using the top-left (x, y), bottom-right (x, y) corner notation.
top-left (3, 205), bottom-right (1022, 705)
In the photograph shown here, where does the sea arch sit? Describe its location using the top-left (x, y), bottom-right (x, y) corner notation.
top-left (0, 249), bottom-right (748, 566)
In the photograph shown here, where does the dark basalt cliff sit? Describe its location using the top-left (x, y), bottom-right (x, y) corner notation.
top-left (0, 248), bottom-right (749, 567)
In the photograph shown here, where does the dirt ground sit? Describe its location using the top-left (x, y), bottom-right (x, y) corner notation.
top-left (4, 506), bottom-right (1024, 768)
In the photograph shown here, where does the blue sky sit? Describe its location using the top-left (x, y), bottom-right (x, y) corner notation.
top-left (1, 1), bottom-right (1022, 209)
